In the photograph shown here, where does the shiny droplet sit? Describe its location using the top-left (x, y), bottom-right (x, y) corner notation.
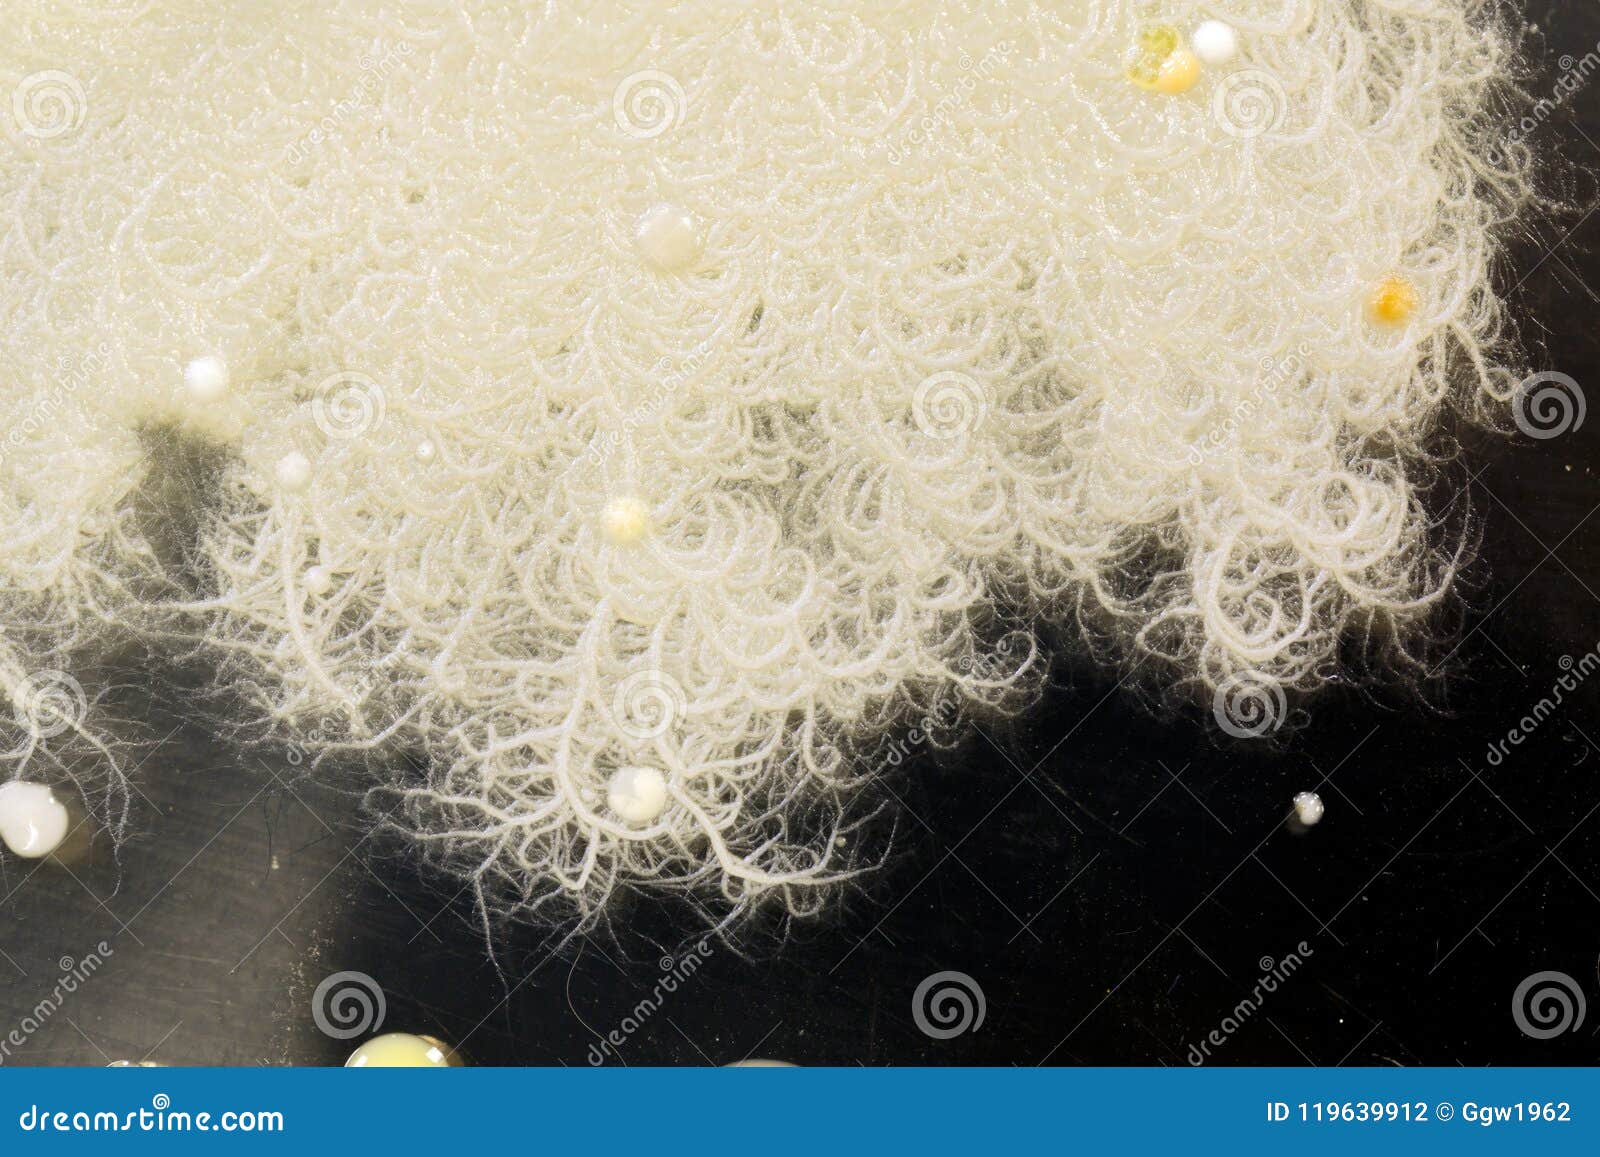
top-left (634, 205), bottom-right (704, 273)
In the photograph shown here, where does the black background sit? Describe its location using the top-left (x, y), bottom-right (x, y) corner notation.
top-left (2, 2), bottom-right (1598, 1067)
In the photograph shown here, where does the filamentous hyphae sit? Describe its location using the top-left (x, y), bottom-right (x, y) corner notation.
top-left (0, 0), bottom-right (1529, 928)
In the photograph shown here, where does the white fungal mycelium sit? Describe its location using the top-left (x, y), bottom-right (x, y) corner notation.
top-left (0, 0), bottom-right (1530, 930)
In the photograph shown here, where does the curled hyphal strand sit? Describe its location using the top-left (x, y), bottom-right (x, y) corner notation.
top-left (0, 0), bottom-right (1528, 925)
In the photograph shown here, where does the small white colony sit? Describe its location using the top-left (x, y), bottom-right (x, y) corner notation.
top-left (607, 766), bottom-right (668, 825)
top-left (0, 781), bottom-right (72, 858)
top-left (633, 204), bottom-right (704, 273)
top-left (183, 355), bottom-right (230, 403)
top-left (1191, 20), bottom-right (1239, 66)
top-left (601, 496), bottom-right (652, 545)
top-left (275, 451), bottom-right (313, 492)
top-left (304, 565), bottom-right (333, 596)
top-left (1293, 791), bottom-right (1325, 826)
